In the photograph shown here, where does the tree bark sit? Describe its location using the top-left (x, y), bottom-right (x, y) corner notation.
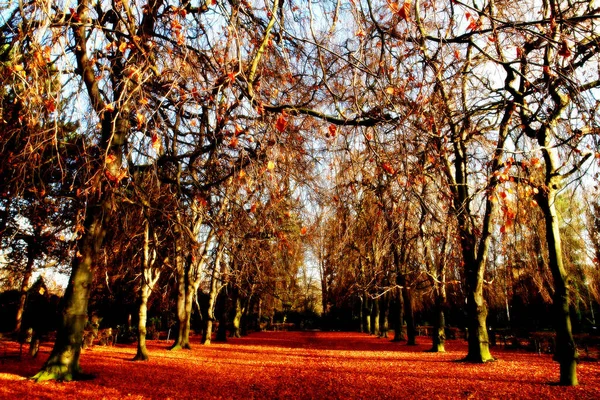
top-left (430, 294), bottom-right (446, 352)
top-left (379, 292), bottom-right (389, 338)
top-left (371, 297), bottom-right (380, 336)
top-left (362, 294), bottom-right (371, 334)
top-left (202, 243), bottom-right (225, 345)
top-left (403, 286), bottom-right (416, 345)
top-left (392, 286), bottom-right (405, 342)
top-left (133, 289), bottom-right (151, 361)
top-left (231, 290), bottom-right (245, 338)
top-left (32, 206), bottom-right (107, 381)
top-left (537, 171), bottom-right (578, 385)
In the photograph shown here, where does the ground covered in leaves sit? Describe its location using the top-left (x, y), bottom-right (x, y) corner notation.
top-left (1, 331), bottom-right (599, 399)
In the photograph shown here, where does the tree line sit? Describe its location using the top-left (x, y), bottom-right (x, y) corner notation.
top-left (1, 0), bottom-right (600, 386)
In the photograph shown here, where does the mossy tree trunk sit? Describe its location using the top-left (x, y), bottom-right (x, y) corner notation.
top-left (32, 204), bottom-right (109, 381)
top-left (33, 0), bottom-right (129, 379)
top-left (534, 130), bottom-right (579, 386)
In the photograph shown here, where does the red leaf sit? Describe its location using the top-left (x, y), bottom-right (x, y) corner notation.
top-left (275, 114), bottom-right (287, 132)
top-left (328, 124), bottom-right (337, 137)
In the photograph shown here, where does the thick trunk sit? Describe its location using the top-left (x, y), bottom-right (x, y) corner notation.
top-left (430, 295), bottom-right (446, 352)
top-left (379, 293), bottom-right (389, 338)
top-left (362, 295), bottom-right (371, 334)
top-left (133, 289), bottom-right (150, 361)
top-left (32, 208), bottom-right (105, 381)
top-left (465, 278), bottom-right (493, 362)
top-left (371, 297), bottom-right (380, 336)
top-left (538, 186), bottom-right (578, 385)
top-left (392, 287), bottom-right (405, 342)
top-left (462, 232), bottom-right (493, 362)
top-left (403, 287), bottom-right (416, 345)
top-left (171, 281), bottom-right (193, 350)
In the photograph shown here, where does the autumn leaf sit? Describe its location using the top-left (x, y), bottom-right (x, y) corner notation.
top-left (300, 226), bottom-right (308, 235)
top-left (136, 113), bottom-right (145, 128)
top-left (382, 162), bottom-right (395, 175)
top-left (275, 114), bottom-right (287, 132)
top-left (228, 137), bottom-right (239, 148)
top-left (105, 153), bottom-right (117, 164)
top-left (328, 124), bottom-right (337, 137)
top-left (392, 0), bottom-right (411, 21)
top-left (267, 160), bottom-right (276, 170)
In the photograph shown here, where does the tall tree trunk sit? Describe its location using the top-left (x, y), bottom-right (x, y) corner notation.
top-left (32, 206), bottom-right (107, 381)
top-left (371, 297), bottom-right (380, 336)
top-left (133, 288), bottom-right (151, 361)
top-left (231, 290), bottom-right (245, 338)
top-left (32, 0), bottom-right (129, 381)
top-left (362, 294), bottom-right (371, 334)
top-left (431, 295), bottom-right (446, 352)
top-left (379, 292), bottom-right (389, 338)
top-left (392, 286), bottom-right (405, 342)
top-left (464, 248), bottom-right (493, 362)
top-left (171, 257), bottom-right (193, 350)
top-left (202, 244), bottom-right (225, 345)
top-left (536, 160), bottom-right (578, 385)
top-left (133, 222), bottom-right (160, 361)
top-left (403, 286), bottom-right (416, 345)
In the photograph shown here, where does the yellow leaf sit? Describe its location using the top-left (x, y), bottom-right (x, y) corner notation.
top-left (267, 161), bottom-right (275, 170)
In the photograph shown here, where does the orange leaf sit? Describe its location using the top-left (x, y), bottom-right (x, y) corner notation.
top-left (382, 162), bottom-right (395, 174)
top-left (275, 114), bottom-right (287, 132)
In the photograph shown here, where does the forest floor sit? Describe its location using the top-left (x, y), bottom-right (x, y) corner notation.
top-left (0, 331), bottom-right (599, 399)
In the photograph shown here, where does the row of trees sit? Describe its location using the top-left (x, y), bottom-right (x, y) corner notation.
top-left (1, 0), bottom-right (600, 386)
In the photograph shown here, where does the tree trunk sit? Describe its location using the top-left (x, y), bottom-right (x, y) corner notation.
top-left (538, 185), bottom-right (578, 385)
top-left (32, 207), bottom-right (106, 381)
top-left (392, 286), bottom-right (405, 342)
top-left (216, 291), bottom-right (229, 342)
top-left (372, 297), bottom-right (380, 336)
top-left (362, 294), bottom-right (371, 334)
top-left (202, 244), bottom-right (225, 345)
top-left (231, 291), bottom-right (245, 338)
top-left (133, 289), bottom-right (151, 361)
top-left (171, 267), bottom-right (193, 350)
top-left (379, 292), bottom-right (389, 338)
top-left (403, 287), bottom-right (416, 345)
top-left (430, 295), bottom-right (446, 352)
top-left (14, 248), bottom-right (35, 334)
